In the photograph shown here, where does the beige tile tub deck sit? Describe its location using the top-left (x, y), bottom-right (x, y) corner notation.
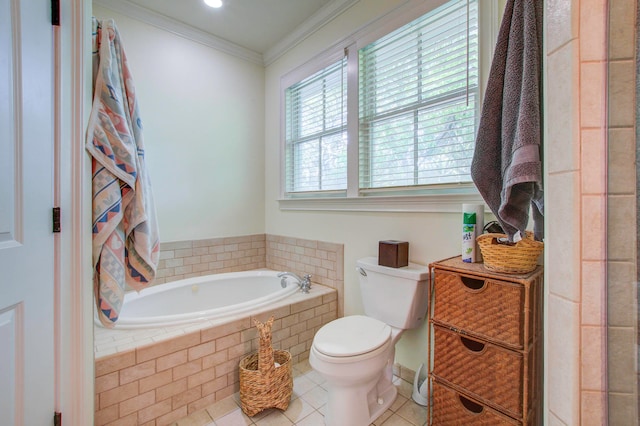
top-left (95, 284), bottom-right (337, 426)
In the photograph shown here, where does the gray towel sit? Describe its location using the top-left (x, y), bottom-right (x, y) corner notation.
top-left (471, 0), bottom-right (543, 242)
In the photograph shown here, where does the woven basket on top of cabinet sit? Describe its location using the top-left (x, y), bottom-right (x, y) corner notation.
top-left (238, 317), bottom-right (293, 417)
top-left (477, 231), bottom-right (543, 274)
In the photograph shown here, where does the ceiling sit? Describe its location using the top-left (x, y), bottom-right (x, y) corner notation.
top-left (106, 0), bottom-right (338, 55)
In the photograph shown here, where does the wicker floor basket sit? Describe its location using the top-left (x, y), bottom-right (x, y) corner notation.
top-left (477, 231), bottom-right (543, 274)
top-left (238, 317), bottom-right (293, 417)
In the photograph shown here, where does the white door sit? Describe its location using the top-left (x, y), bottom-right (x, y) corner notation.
top-left (0, 0), bottom-right (56, 424)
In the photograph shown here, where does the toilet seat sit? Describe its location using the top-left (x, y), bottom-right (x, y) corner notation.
top-left (313, 315), bottom-right (391, 357)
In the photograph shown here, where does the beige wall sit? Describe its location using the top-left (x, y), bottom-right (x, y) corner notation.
top-left (93, 5), bottom-right (266, 242)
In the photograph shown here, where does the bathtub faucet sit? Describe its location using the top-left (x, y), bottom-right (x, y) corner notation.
top-left (277, 272), bottom-right (312, 293)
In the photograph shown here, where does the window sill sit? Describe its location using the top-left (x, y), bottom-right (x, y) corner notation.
top-left (278, 192), bottom-right (487, 213)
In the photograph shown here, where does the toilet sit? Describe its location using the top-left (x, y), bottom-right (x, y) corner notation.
top-left (309, 256), bottom-right (429, 426)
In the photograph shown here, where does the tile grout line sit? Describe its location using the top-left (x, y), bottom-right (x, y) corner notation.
top-left (172, 360), bottom-right (427, 426)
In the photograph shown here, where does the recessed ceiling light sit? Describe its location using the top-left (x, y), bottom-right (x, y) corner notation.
top-left (204, 0), bottom-right (222, 8)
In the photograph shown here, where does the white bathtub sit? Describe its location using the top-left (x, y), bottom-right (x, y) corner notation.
top-left (99, 270), bottom-right (299, 329)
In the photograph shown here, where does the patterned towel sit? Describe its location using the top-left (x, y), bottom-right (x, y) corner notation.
top-left (87, 18), bottom-right (160, 327)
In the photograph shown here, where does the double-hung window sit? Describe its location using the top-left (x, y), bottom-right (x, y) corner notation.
top-left (359, 0), bottom-right (478, 190)
top-left (284, 58), bottom-right (347, 194)
top-left (282, 0), bottom-right (490, 206)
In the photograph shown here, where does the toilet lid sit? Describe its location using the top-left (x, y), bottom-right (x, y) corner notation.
top-left (313, 315), bottom-right (391, 357)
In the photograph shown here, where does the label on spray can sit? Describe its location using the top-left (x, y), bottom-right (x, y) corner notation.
top-left (462, 212), bottom-right (476, 263)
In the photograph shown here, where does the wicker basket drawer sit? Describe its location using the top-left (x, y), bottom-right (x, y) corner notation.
top-left (432, 380), bottom-right (520, 425)
top-left (433, 270), bottom-right (525, 349)
top-left (432, 325), bottom-right (525, 418)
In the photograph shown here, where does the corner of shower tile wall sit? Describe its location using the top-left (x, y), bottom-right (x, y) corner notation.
top-left (606, 0), bottom-right (639, 423)
top-left (151, 233), bottom-right (345, 316)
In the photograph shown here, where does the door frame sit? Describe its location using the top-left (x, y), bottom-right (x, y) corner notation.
top-left (55, 0), bottom-right (93, 424)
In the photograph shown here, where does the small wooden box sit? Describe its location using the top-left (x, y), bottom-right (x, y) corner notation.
top-left (378, 240), bottom-right (408, 268)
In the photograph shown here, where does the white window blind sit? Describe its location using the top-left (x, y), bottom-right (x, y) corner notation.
top-left (284, 57), bottom-right (347, 194)
top-left (358, 0), bottom-right (479, 190)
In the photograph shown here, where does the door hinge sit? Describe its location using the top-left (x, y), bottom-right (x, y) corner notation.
top-left (54, 412), bottom-right (62, 426)
top-left (51, 0), bottom-right (60, 26)
top-left (52, 207), bottom-right (61, 233)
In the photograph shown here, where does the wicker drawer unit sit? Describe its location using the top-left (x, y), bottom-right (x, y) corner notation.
top-left (428, 256), bottom-right (543, 425)
top-left (432, 379), bottom-right (520, 426)
top-left (433, 269), bottom-right (531, 349)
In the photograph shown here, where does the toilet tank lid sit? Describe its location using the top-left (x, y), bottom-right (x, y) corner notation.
top-left (357, 256), bottom-right (429, 281)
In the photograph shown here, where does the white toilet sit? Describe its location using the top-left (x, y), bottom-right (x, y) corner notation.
top-left (309, 256), bottom-right (429, 426)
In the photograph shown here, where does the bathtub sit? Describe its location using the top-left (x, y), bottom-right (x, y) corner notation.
top-left (98, 270), bottom-right (299, 329)
top-left (94, 271), bottom-right (338, 426)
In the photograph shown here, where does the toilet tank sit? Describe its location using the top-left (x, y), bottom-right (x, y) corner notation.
top-left (356, 256), bottom-right (429, 329)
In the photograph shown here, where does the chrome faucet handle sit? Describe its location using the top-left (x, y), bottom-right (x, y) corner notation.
top-left (300, 274), bottom-right (312, 293)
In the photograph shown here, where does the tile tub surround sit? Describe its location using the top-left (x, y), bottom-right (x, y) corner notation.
top-left (266, 235), bottom-right (344, 317)
top-left (154, 234), bottom-right (267, 286)
top-left (153, 234), bottom-right (345, 317)
top-left (94, 286), bottom-right (337, 426)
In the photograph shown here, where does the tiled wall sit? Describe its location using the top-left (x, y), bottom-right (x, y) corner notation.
top-left (153, 235), bottom-right (345, 317)
top-left (266, 234), bottom-right (344, 317)
top-left (607, 0), bottom-right (638, 423)
top-left (545, 0), bottom-right (612, 424)
top-left (94, 288), bottom-right (338, 426)
top-left (154, 234), bottom-right (267, 285)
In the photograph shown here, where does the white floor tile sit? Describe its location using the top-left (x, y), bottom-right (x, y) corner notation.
top-left (302, 369), bottom-right (325, 385)
top-left (389, 394), bottom-right (408, 412)
top-left (292, 375), bottom-right (316, 397)
top-left (299, 386), bottom-right (327, 410)
top-left (172, 361), bottom-right (426, 426)
top-left (254, 409), bottom-right (294, 426)
top-left (206, 395), bottom-right (242, 420)
top-left (295, 411), bottom-right (325, 426)
top-left (214, 407), bottom-right (254, 426)
top-left (175, 409), bottom-right (214, 426)
top-left (282, 396), bottom-right (316, 423)
top-left (371, 409), bottom-right (393, 426)
top-left (395, 398), bottom-right (427, 426)
top-left (380, 413), bottom-right (414, 426)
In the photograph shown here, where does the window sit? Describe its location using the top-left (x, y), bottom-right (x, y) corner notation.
top-left (359, 0), bottom-right (478, 190)
top-left (281, 0), bottom-right (491, 207)
top-left (284, 58), bottom-right (347, 194)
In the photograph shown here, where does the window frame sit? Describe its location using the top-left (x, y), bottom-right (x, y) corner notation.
top-left (279, 0), bottom-right (501, 212)
top-left (283, 55), bottom-right (348, 194)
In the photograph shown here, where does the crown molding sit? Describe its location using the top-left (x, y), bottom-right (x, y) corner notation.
top-left (263, 0), bottom-right (360, 66)
top-left (93, 0), bottom-right (264, 65)
top-left (94, 0), bottom-right (359, 67)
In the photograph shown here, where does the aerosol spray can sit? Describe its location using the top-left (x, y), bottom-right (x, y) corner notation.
top-left (462, 212), bottom-right (476, 263)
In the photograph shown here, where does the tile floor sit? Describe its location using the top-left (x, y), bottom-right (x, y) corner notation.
top-left (171, 359), bottom-right (427, 426)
